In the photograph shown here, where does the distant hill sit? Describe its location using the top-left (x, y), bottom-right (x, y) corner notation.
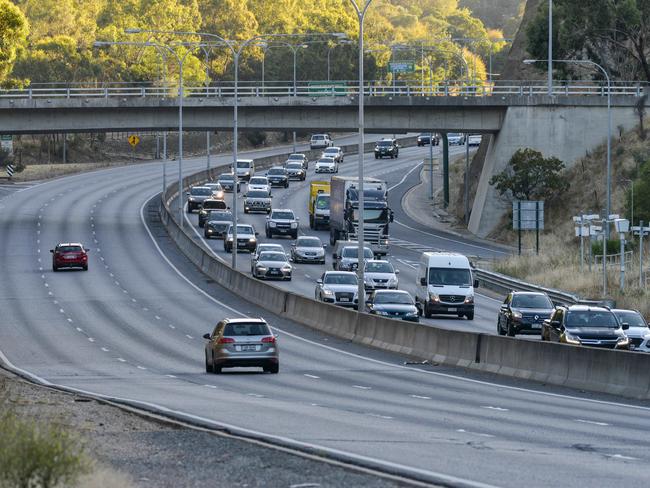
top-left (459, 0), bottom-right (525, 37)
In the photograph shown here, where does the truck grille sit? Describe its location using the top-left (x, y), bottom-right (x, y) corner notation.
top-left (439, 295), bottom-right (465, 303)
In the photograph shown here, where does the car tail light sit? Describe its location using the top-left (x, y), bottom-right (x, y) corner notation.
top-left (261, 336), bottom-right (276, 344)
top-left (219, 337), bottom-right (235, 344)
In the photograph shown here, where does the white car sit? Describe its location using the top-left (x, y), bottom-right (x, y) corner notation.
top-left (310, 134), bottom-right (333, 150)
top-left (253, 243), bottom-right (286, 260)
top-left (315, 157), bottom-right (338, 173)
top-left (363, 260), bottom-right (399, 290)
top-left (248, 176), bottom-right (271, 194)
top-left (467, 134), bottom-right (482, 146)
top-left (612, 309), bottom-right (650, 351)
top-left (447, 133), bottom-right (465, 145)
top-left (315, 271), bottom-right (359, 308)
top-left (322, 146), bottom-right (344, 163)
top-left (203, 182), bottom-right (225, 201)
top-left (251, 251), bottom-right (292, 281)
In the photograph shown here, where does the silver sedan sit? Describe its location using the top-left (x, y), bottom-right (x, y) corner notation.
top-left (204, 318), bottom-right (279, 374)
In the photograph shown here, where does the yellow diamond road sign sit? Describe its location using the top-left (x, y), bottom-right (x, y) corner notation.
top-left (128, 135), bottom-right (140, 147)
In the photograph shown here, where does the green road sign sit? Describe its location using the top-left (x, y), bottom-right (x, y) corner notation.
top-left (307, 81), bottom-right (347, 97)
top-left (389, 61), bottom-right (415, 73)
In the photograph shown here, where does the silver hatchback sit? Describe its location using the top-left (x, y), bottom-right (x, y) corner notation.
top-left (203, 318), bottom-right (279, 374)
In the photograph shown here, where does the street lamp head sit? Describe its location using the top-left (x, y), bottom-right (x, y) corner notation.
top-left (124, 28), bottom-right (142, 34)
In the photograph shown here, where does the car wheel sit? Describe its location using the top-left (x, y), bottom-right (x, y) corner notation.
top-left (267, 364), bottom-right (279, 374)
top-left (320, 260), bottom-right (325, 265)
top-left (52, 265), bottom-right (58, 272)
top-left (540, 327), bottom-right (547, 341)
top-left (497, 318), bottom-right (505, 335)
top-left (244, 209), bottom-right (248, 214)
top-left (205, 354), bottom-right (213, 373)
top-left (506, 321), bottom-right (515, 336)
top-left (424, 302), bottom-right (432, 319)
top-left (204, 232), bottom-right (210, 239)
top-left (292, 232), bottom-right (298, 239)
top-left (213, 365), bottom-right (222, 374)
top-left (82, 265), bottom-right (88, 271)
top-left (466, 312), bottom-right (474, 321)
top-left (266, 230), bottom-right (271, 238)
top-left (284, 182), bottom-right (289, 188)
top-left (375, 155), bottom-right (378, 159)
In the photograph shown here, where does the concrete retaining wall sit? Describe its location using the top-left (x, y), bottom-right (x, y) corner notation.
top-left (159, 143), bottom-right (650, 401)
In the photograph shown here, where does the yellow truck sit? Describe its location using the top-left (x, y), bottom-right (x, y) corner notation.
top-left (309, 181), bottom-right (331, 229)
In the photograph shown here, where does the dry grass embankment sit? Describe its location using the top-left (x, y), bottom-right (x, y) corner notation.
top-left (482, 126), bottom-right (650, 316)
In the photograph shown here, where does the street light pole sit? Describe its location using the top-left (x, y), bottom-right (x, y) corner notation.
top-left (349, 0), bottom-right (373, 312)
top-left (548, 0), bottom-right (553, 96)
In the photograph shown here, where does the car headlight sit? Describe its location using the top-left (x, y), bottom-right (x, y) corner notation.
top-left (227, 237), bottom-right (233, 242)
top-left (282, 265), bottom-right (292, 272)
top-left (364, 277), bottom-right (373, 284)
top-left (290, 223), bottom-right (298, 229)
top-left (249, 238), bottom-right (256, 242)
top-left (269, 222), bottom-right (277, 227)
top-left (322, 289), bottom-right (334, 297)
top-left (512, 310), bottom-right (522, 319)
top-left (388, 278), bottom-right (398, 285)
top-left (564, 331), bottom-right (581, 345)
top-left (617, 336), bottom-right (630, 347)
top-left (256, 266), bottom-right (267, 271)
top-left (188, 197), bottom-right (195, 202)
top-left (464, 295), bottom-right (474, 304)
top-left (405, 311), bottom-right (419, 317)
top-left (429, 293), bottom-right (440, 302)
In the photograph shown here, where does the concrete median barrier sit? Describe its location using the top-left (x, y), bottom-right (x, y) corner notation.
top-left (157, 143), bottom-right (650, 401)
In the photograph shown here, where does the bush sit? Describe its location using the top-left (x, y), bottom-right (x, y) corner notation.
top-left (591, 239), bottom-right (633, 255)
top-left (0, 411), bottom-right (90, 488)
top-left (245, 131), bottom-right (267, 147)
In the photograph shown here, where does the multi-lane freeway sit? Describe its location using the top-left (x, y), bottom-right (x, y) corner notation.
top-left (1, 139), bottom-right (650, 488)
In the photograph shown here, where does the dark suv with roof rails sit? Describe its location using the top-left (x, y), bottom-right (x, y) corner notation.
top-left (497, 291), bottom-right (555, 337)
top-left (541, 304), bottom-right (630, 349)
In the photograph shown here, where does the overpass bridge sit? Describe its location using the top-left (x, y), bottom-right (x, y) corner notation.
top-left (0, 80), bottom-right (643, 237)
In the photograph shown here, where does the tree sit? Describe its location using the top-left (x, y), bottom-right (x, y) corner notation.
top-left (628, 163), bottom-right (650, 224)
top-left (0, 0), bottom-right (29, 83)
top-left (527, 0), bottom-right (650, 82)
top-left (489, 148), bottom-right (569, 200)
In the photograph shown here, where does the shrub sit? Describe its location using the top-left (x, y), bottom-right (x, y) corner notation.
top-left (0, 411), bottom-right (90, 488)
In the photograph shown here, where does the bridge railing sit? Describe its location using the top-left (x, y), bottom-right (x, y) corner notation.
top-left (0, 80), bottom-right (645, 99)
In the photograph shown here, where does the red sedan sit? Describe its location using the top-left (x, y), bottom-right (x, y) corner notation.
top-left (51, 243), bottom-right (89, 271)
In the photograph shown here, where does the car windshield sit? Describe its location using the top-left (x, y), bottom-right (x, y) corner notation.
top-left (613, 311), bottom-right (647, 327)
top-left (351, 208), bottom-right (389, 223)
top-left (286, 163), bottom-right (303, 169)
top-left (259, 245), bottom-right (283, 253)
top-left (348, 189), bottom-right (385, 201)
top-left (324, 148), bottom-right (338, 154)
top-left (202, 200), bottom-right (226, 209)
top-left (288, 154), bottom-right (304, 160)
top-left (223, 322), bottom-right (270, 336)
top-left (247, 190), bottom-right (269, 198)
top-left (511, 294), bottom-right (553, 309)
top-left (312, 135), bottom-right (325, 140)
top-left (58, 245), bottom-right (82, 252)
top-left (377, 140), bottom-right (394, 147)
top-left (229, 225), bottom-right (254, 235)
top-left (268, 168), bottom-right (285, 175)
top-left (316, 196), bottom-right (329, 209)
top-left (272, 211), bottom-right (294, 220)
top-left (374, 292), bottom-right (413, 305)
top-left (366, 262), bottom-right (393, 273)
top-left (297, 238), bottom-right (321, 248)
top-left (428, 268), bottom-right (471, 286)
top-left (208, 211), bottom-right (232, 221)
top-left (205, 183), bottom-right (222, 189)
top-left (317, 158), bottom-right (334, 164)
top-left (324, 274), bottom-right (357, 285)
top-left (259, 252), bottom-right (286, 262)
top-left (219, 174), bottom-right (234, 182)
top-left (249, 178), bottom-right (267, 185)
top-left (342, 247), bottom-right (373, 258)
top-left (448, 133), bottom-right (461, 138)
top-left (236, 161), bottom-right (251, 168)
top-left (190, 187), bottom-right (212, 196)
top-left (566, 311), bottom-right (619, 328)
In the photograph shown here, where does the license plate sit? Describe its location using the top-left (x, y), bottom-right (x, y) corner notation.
top-left (241, 345), bottom-right (256, 352)
top-left (531, 323), bottom-right (541, 329)
top-left (447, 307), bottom-right (457, 312)
top-left (339, 298), bottom-right (350, 302)
top-left (64, 255), bottom-right (77, 259)
top-left (237, 243), bottom-right (247, 248)
top-left (270, 270), bottom-right (281, 275)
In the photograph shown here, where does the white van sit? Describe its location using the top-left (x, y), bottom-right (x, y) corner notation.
top-left (415, 252), bottom-right (478, 320)
top-left (310, 134), bottom-right (333, 150)
top-left (234, 159), bottom-right (255, 181)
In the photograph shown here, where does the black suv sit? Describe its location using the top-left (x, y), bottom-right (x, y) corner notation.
top-left (497, 291), bottom-right (555, 337)
top-left (541, 305), bottom-right (630, 349)
top-left (266, 209), bottom-right (299, 239)
top-left (374, 139), bottom-right (399, 159)
top-left (417, 134), bottom-right (440, 146)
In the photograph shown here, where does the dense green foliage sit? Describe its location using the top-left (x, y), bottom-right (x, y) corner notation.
top-left (4, 0), bottom-right (506, 87)
top-left (628, 163), bottom-right (650, 224)
top-left (489, 148), bottom-right (569, 201)
top-left (527, 0), bottom-right (650, 82)
top-left (459, 0), bottom-right (524, 37)
top-left (0, 0), bottom-right (28, 83)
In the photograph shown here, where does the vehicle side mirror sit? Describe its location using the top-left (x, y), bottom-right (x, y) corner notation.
top-left (622, 322), bottom-right (630, 330)
top-left (420, 278), bottom-right (427, 286)
top-left (227, 207), bottom-right (230, 210)
top-left (389, 211), bottom-right (394, 223)
top-left (332, 254), bottom-right (338, 259)
top-left (243, 194), bottom-right (247, 198)
top-left (316, 279), bottom-right (323, 284)
top-left (255, 232), bottom-right (259, 236)
top-left (323, 244), bottom-right (327, 248)
top-left (186, 192), bottom-right (190, 195)
top-left (395, 270), bottom-right (400, 275)
top-left (84, 248), bottom-right (90, 252)
top-left (473, 279), bottom-right (480, 288)
top-left (202, 333), bottom-right (211, 340)
top-left (296, 217), bottom-right (300, 221)
top-left (49, 249), bottom-right (54, 253)
top-left (266, 216), bottom-right (270, 219)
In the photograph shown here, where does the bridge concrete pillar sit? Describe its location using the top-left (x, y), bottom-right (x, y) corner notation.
top-left (468, 104), bottom-right (638, 238)
top-left (441, 133), bottom-right (449, 207)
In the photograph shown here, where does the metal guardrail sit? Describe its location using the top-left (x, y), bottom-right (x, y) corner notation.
top-left (0, 79), bottom-right (645, 99)
top-left (474, 268), bottom-right (580, 306)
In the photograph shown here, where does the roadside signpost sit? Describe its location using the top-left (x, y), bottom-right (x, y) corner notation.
top-left (128, 135), bottom-right (140, 164)
top-left (6, 164), bottom-right (14, 179)
top-left (388, 61), bottom-right (415, 73)
top-left (574, 214), bottom-right (599, 272)
top-left (632, 221), bottom-right (650, 288)
top-left (513, 200), bottom-right (544, 255)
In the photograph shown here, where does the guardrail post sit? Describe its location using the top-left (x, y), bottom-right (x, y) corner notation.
top-left (66, 87), bottom-right (70, 99)
top-left (104, 88), bottom-right (108, 98)
top-left (28, 87), bottom-right (32, 100)
top-left (141, 87), bottom-right (145, 97)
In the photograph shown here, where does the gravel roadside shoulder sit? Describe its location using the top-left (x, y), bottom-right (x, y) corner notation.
top-left (0, 368), bottom-right (410, 488)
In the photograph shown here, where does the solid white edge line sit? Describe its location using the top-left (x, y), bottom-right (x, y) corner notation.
top-left (138, 193), bottom-right (650, 413)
